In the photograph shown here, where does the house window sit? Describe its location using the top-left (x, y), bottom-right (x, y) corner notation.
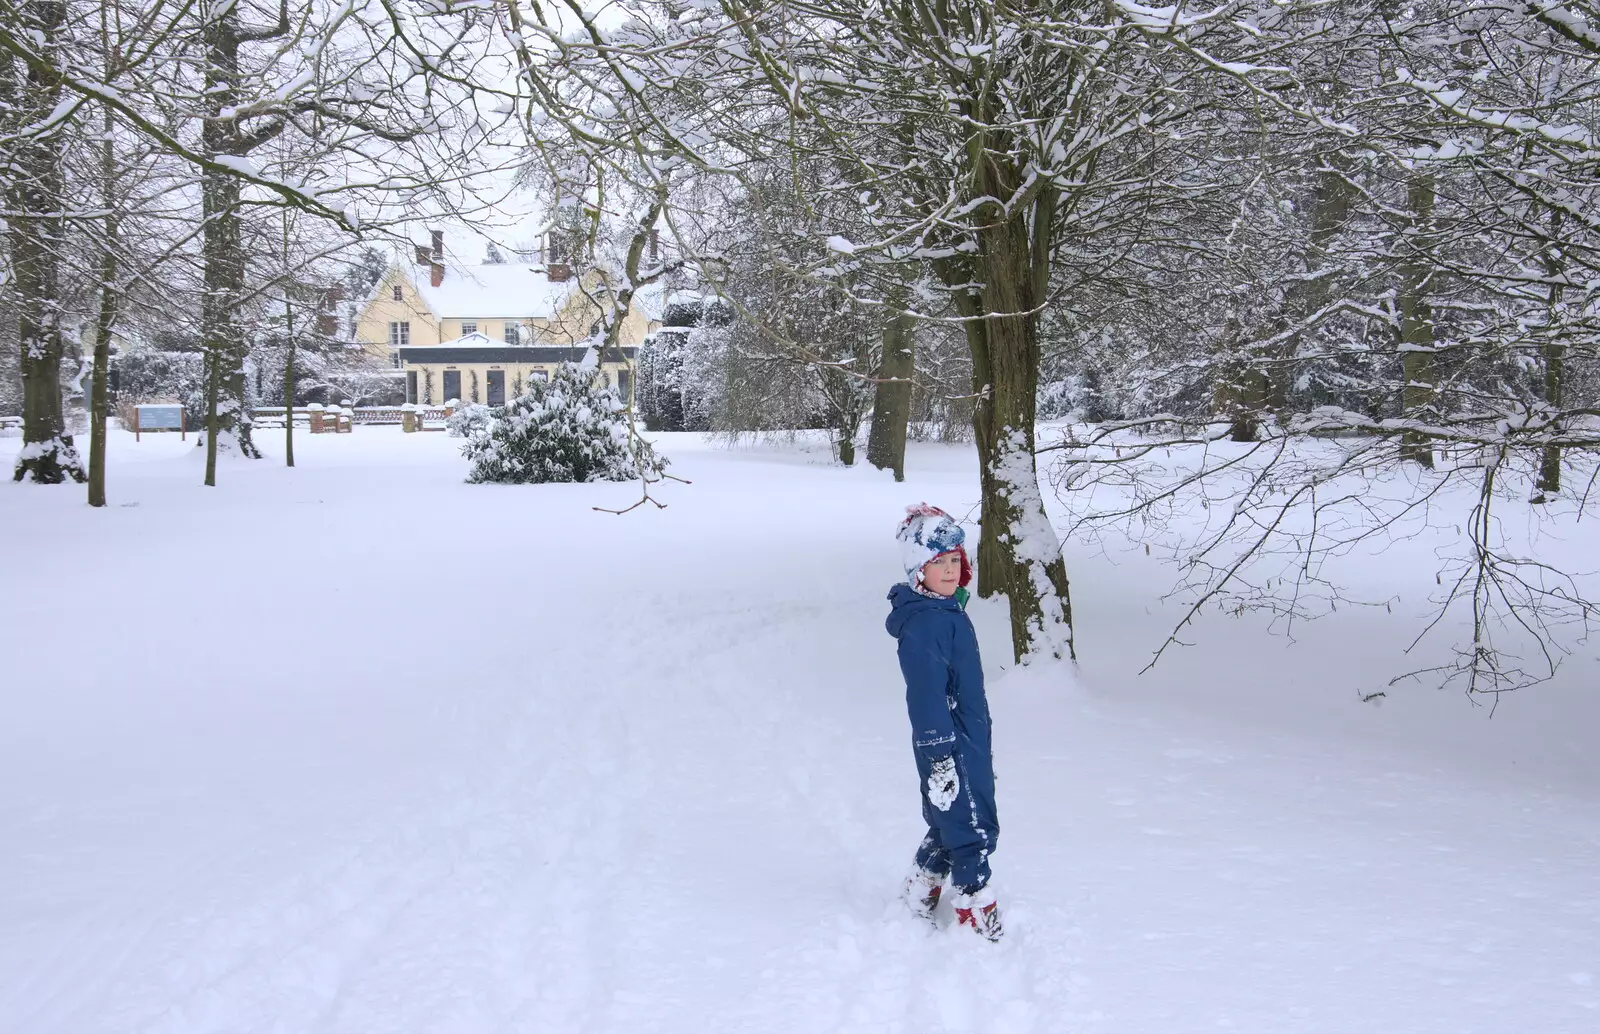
top-left (442, 370), bottom-right (461, 403)
top-left (461, 321), bottom-right (477, 336)
top-left (504, 321), bottom-right (521, 345)
top-left (405, 371), bottom-right (417, 404)
top-left (389, 321), bottom-right (410, 346)
top-left (531, 369), bottom-right (549, 382)
top-left (617, 370), bottom-right (632, 402)
top-left (391, 285), bottom-right (403, 302)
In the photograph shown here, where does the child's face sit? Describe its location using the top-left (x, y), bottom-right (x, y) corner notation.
top-left (921, 551), bottom-right (963, 597)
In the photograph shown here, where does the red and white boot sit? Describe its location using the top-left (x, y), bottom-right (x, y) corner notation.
top-left (905, 868), bottom-right (945, 922)
top-left (953, 885), bottom-right (1003, 941)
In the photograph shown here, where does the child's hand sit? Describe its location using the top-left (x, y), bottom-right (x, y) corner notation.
top-left (927, 756), bottom-right (959, 811)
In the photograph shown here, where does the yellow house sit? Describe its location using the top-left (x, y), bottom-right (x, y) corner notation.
top-left (352, 250), bottom-right (661, 405)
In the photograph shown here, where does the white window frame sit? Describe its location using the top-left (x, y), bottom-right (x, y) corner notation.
top-left (389, 321), bottom-right (410, 346)
top-left (503, 321), bottom-right (522, 345)
top-left (391, 284), bottom-right (403, 302)
top-left (460, 321), bottom-right (478, 336)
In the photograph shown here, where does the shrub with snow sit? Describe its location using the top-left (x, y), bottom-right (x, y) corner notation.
top-left (461, 362), bottom-right (668, 484)
top-left (447, 402), bottom-right (490, 438)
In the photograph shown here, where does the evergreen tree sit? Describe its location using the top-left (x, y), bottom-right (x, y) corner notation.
top-left (462, 362), bottom-right (668, 484)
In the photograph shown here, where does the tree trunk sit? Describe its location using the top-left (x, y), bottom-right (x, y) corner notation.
top-left (867, 309), bottom-right (915, 480)
top-left (1228, 378), bottom-right (1265, 442)
top-left (282, 212), bottom-right (296, 467)
top-left (970, 213), bottom-right (1074, 663)
top-left (7, 0), bottom-right (83, 485)
top-left (1536, 345), bottom-right (1564, 499)
top-left (1214, 318), bottom-right (1264, 442)
top-left (88, 284), bottom-right (116, 506)
top-left (284, 296), bottom-right (296, 468)
top-left (1397, 174), bottom-right (1436, 468)
top-left (952, 292), bottom-right (1005, 600)
top-left (89, 54), bottom-right (118, 508)
top-left (922, 26), bottom-right (1073, 662)
top-left (829, 333), bottom-right (872, 465)
top-left (200, 161), bottom-right (260, 482)
top-left (1536, 208), bottom-right (1564, 502)
top-left (200, 5), bottom-right (262, 486)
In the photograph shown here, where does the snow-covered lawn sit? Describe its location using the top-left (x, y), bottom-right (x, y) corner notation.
top-left (2, 427), bottom-right (1597, 1034)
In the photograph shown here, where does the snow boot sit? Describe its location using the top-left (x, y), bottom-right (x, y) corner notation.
top-left (953, 885), bottom-right (1002, 941)
top-left (905, 868), bottom-right (945, 922)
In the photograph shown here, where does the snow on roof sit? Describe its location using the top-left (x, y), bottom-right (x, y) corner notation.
top-left (439, 331), bottom-right (497, 347)
top-left (413, 264), bottom-right (577, 319)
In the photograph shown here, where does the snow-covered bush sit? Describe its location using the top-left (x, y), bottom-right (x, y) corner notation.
top-left (461, 362), bottom-right (669, 484)
top-left (638, 328), bottom-right (690, 432)
top-left (637, 295), bottom-right (727, 433)
top-left (114, 349), bottom-right (207, 406)
top-left (447, 402), bottom-right (491, 438)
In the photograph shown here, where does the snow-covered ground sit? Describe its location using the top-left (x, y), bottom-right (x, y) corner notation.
top-left (2, 426), bottom-right (1597, 1034)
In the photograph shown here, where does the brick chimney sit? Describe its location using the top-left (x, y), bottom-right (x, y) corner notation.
top-left (547, 262), bottom-right (571, 283)
top-left (429, 229), bottom-right (445, 287)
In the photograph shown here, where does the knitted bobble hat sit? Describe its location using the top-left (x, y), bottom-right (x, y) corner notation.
top-left (896, 503), bottom-right (972, 588)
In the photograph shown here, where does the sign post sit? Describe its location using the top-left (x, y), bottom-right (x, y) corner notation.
top-left (133, 404), bottom-right (186, 442)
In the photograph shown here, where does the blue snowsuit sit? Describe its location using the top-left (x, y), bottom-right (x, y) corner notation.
top-left (886, 583), bottom-right (998, 892)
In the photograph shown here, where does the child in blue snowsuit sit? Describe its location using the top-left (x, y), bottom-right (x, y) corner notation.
top-left (888, 504), bottom-right (1002, 940)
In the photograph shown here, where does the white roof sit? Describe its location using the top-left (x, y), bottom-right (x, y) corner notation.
top-left (413, 264), bottom-right (577, 319)
top-left (439, 331), bottom-right (497, 347)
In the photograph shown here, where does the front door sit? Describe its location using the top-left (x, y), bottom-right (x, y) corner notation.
top-left (486, 370), bottom-right (506, 406)
top-left (442, 370), bottom-right (462, 404)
